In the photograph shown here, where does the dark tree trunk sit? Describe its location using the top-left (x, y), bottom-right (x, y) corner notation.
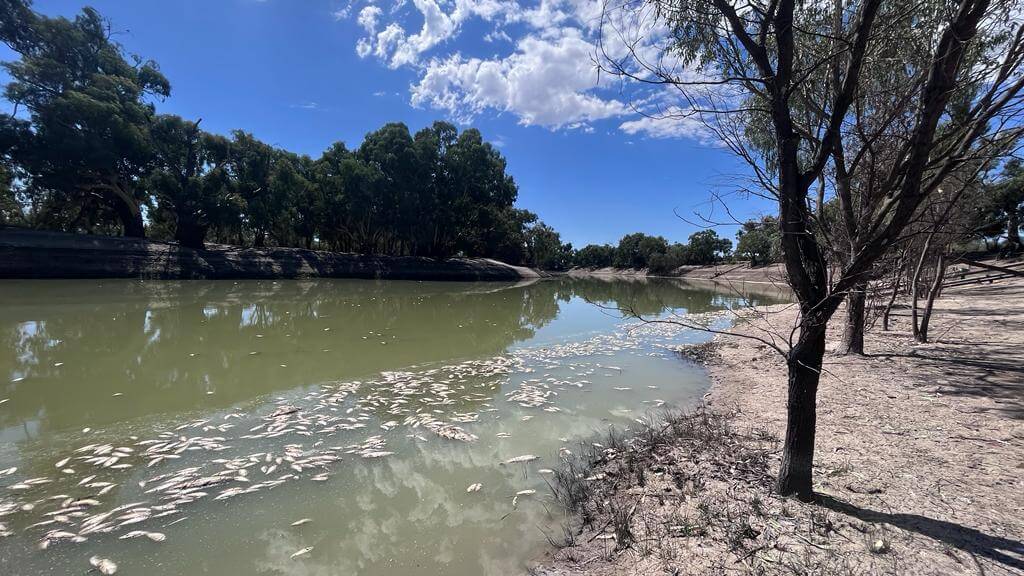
top-left (837, 281), bottom-right (867, 355)
top-left (910, 233), bottom-right (934, 340)
top-left (916, 253), bottom-right (947, 343)
top-left (111, 195), bottom-right (144, 238)
top-left (776, 322), bottom-right (827, 501)
top-left (175, 219), bottom-right (207, 250)
top-left (881, 270), bottom-right (902, 332)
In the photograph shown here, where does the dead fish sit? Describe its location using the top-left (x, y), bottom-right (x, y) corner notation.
top-left (290, 518), bottom-right (312, 527)
top-left (466, 483), bottom-right (482, 493)
top-left (512, 489), bottom-right (536, 508)
top-left (290, 546), bottom-right (314, 559)
top-left (89, 556), bottom-right (118, 574)
top-left (502, 455), bottom-right (539, 465)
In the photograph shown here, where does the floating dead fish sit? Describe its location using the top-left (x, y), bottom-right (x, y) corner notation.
top-left (89, 556), bottom-right (118, 574)
top-left (512, 489), bottom-right (536, 508)
top-left (291, 518), bottom-right (312, 527)
top-left (502, 455), bottom-right (539, 465)
top-left (466, 483), bottom-right (482, 493)
top-left (291, 546), bottom-right (313, 559)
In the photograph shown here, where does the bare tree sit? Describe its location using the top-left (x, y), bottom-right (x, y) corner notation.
top-left (598, 0), bottom-right (1024, 499)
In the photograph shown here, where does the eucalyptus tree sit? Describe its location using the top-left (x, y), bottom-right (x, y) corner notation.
top-left (979, 159), bottom-right (1024, 252)
top-left (601, 0), bottom-right (1024, 498)
top-left (735, 217), bottom-right (781, 266)
top-left (444, 127), bottom-right (520, 258)
top-left (0, 1), bottom-right (171, 237)
top-left (525, 222), bottom-right (574, 270)
top-left (146, 116), bottom-right (240, 249)
top-left (272, 152), bottom-right (318, 249)
top-left (0, 113), bottom-right (30, 224)
top-left (228, 132), bottom-right (281, 247)
top-left (357, 123), bottom-right (426, 255)
top-left (684, 230), bottom-right (732, 265)
top-left (574, 244), bottom-right (617, 268)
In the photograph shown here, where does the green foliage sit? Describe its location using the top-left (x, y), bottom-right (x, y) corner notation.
top-left (602, 230), bottom-right (732, 273)
top-left (146, 116), bottom-right (240, 248)
top-left (613, 233), bottom-right (670, 269)
top-left (734, 216), bottom-right (781, 265)
top-left (525, 222), bottom-right (573, 270)
top-left (976, 160), bottom-right (1024, 251)
top-left (573, 244), bottom-right (616, 268)
top-left (684, 230), bottom-right (732, 265)
top-left (1, 1), bottom-right (170, 236)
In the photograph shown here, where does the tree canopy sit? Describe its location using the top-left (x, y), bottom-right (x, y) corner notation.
top-left (0, 1), bottom-right (574, 264)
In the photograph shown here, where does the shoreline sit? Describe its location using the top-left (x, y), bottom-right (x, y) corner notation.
top-left (0, 228), bottom-right (539, 282)
top-left (565, 262), bottom-right (788, 285)
top-left (532, 279), bottom-right (1024, 575)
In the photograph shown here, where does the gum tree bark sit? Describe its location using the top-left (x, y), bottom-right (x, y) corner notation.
top-left (837, 282), bottom-right (867, 354)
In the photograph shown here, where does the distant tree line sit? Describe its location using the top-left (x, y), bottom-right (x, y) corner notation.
top-left (0, 1), bottom-right (564, 267)
top-left (571, 230), bottom-right (736, 273)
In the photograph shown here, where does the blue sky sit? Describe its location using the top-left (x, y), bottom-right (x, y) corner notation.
top-left (11, 0), bottom-right (775, 247)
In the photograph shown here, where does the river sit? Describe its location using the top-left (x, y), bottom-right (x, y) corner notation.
top-left (0, 276), bottom-right (785, 575)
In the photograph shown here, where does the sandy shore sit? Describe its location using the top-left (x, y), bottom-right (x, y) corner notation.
top-left (533, 279), bottom-right (1024, 575)
top-left (567, 263), bottom-right (787, 285)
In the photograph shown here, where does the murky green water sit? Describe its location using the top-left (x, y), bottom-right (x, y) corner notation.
top-left (0, 277), bottom-right (784, 575)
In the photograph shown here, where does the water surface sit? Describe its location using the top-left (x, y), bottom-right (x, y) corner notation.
top-left (0, 277), bottom-right (784, 575)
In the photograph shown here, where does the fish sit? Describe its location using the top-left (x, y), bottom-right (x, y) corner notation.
top-left (290, 518), bottom-right (312, 527)
top-left (89, 556), bottom-right (118, 575)
top-left (466, 483), bottom-right (482, 493)
top-left (502, 455), bottom-right (539, 465)
top-left (290, 546), bottom-right (314, 559)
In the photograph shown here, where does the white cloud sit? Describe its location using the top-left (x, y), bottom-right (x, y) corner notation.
top-left (619, 111), bottom-right (713, 141)
top-left (411, 30), bottom-right (625, 128)
top-left (339, 0), bottom-right (711, 139)
top-left (357, 5), bottom-right (383, 33)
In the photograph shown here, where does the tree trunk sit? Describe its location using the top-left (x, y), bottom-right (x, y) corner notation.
top-left (111, 194), bottom-right (144, 238)
top-left (881, 269), bottom-right (903, 332)
top-left (916, 253), bottom-right (947, 343)
top-left (175, 218), bottom-right (207, 250)
top-left (910, 233), bottom-right (934, 340)
top-left (837, 281), bottom-right (867, 354)
top-left (776, 322), bottom-right (827, 501)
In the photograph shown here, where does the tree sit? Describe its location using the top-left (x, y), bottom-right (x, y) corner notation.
top-left (272, 152), bottom-right (318, 249)
top-left (1, 1), bottom-right (171, 237)
top-left (735, 217), bottom-right (780, 266)
top-left (146, 116), bottom-right (240, 249)
top-left (684, 230), bottom-right (732, 265)
top-left (574, 244), bottom-right (617, 268)
top-left (980, 160), bottom-right (1024, 253)
top-left (228, 132), bottom-right (282, 247)
top-left (0, 113), bottom-right (31, 224)
top-left (614, 233), bottom-right (669, 269)
top-left (525, 222), bottom-right (573, 270)
top-left (602, 0), bottom-right (1024, 498)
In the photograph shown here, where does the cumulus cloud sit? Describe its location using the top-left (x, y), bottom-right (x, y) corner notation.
top-left (340, 0), bottom-right (710, 138)
top-left (411, 30), bottom-right (625, 128)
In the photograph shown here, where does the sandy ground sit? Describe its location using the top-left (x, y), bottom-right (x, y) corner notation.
top-left (533, 279), bottom-right (1024, 575)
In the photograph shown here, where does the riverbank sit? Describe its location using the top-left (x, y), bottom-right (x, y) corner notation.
top-left (567, 262), bottom-right (787, 285)
top-left (533, 279), bottom-right (1024, 575)
top-left (0, 228), bottom-right (538, 281)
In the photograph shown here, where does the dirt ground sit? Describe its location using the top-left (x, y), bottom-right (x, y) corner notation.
top-left (533, 279), bottom-right (1024, 575)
